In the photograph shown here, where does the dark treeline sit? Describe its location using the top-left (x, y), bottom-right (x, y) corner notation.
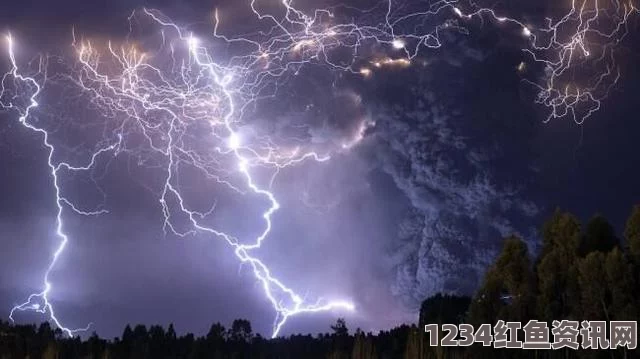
top-left (2, 206), bottom-right (640, 358)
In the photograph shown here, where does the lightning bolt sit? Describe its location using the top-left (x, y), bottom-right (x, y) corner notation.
top-left (2, 0), bottom-right (636, 338)
top-left (2, 34), bottom-right (97, 337)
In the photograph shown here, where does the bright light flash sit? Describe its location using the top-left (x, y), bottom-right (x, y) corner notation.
top-left (188, 35), bottom-right (199, 49)
top-left (228, 133), bottom-right (241, 149)
top-left (293, 39), bottom-right (314, 51)
top-left (391, 39), bottom-right (405, 49)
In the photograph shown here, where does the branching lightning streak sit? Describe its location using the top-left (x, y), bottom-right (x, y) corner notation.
top-left (2, 34), bottom-right (99, 337)
top-left (235, 0), bottom-right (637, 124)
top-left (2, 0), bottom-right (637, 338)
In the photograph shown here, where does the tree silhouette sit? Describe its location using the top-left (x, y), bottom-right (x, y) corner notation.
top-left (2, 208), bottom-right (640, 358)
top-left (625, 205), bottom-right (640, 262)
top-left (419, 293), bottom-right (471, 328)
top-left (578, 251), bottom-right (609, 321)
top-left (605, 248), bottom-right (637, 321)
top-left (330, 318), bottom-right (348, 337)
top-left (469, 235), bottom-right (534, 326)
top-left (581, 215), bottom-right (619, 255)
top-left (352, 331), bottom-right (377, 359)
top-left (536, 210), bottom-right (581, 320)
top-left (228, 319), bottom-right (252, 342)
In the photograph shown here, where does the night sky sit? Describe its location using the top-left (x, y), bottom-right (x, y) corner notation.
top-left (1, 0), bottom-right (639, 339)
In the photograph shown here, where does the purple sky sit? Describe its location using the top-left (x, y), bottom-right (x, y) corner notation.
top-left (1, 0), bottom-right (640, 339)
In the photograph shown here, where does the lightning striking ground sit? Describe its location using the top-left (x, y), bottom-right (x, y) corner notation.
top-left (1, 0), bottom-right (637, 338)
